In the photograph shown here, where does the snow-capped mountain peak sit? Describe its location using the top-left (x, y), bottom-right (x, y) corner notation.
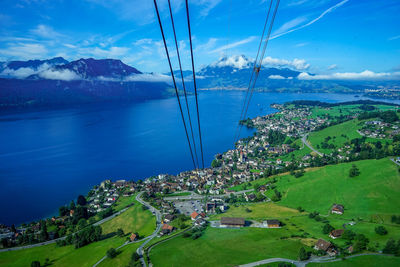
top-left (210, 55), bottom-right (253, 69)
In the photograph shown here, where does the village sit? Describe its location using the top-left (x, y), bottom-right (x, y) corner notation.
top-left (2, 102), bottom-right (399, 264)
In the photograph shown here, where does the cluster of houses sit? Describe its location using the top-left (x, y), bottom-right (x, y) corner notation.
top-left (252, 104), bottom-right (329, 138)
top-left (359, 120), bottom-right (400, 139)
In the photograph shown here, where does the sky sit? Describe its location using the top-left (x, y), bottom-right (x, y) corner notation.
top-left (0, 0), bottom-right (399, 79)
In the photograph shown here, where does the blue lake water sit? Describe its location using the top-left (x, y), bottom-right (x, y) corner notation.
top-left (0, 91), bottom-right (396, 225)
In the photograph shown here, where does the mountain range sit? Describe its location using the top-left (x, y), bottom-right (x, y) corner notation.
top-left (0, 58), bottom-right (172, 110)
top-left (0, 55), bottom-right (397, 110)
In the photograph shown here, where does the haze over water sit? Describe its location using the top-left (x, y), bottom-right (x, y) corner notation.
top-left (0, 91), bottom-right (395, 225)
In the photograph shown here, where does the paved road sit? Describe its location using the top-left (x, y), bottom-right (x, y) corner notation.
top-left (239, 253), bottom-right (391, 267)
top-left (163, 189), bottom-right (254, 201)
top-left (390, 158), bottom-right (400, 166)
top-left (135, 192), bottom-right (162, 267)
top-left (0, 207), bottom-right (128, 253)
top-left (301, 134), bottom-right (323, 157)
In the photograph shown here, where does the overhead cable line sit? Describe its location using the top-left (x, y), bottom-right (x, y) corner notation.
top-left (185, 0), bottom-right (205, 169)
top-left (167, 0), bottom-right (199, 169)
top-left (153, 0), bottom-right (197, 169)
top-left (235, 0), bottom-right (280, 144)
top-left (233, 0), bottom-right (274, 144)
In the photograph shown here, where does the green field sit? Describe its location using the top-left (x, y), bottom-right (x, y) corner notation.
top-left (307, 118), bottom-right (392, 155)
top-left (149, 227), bottom-right (304, 267)
top-left (0, 195), bottom-right (155, 267)
top-left (101, 197), bottom-right (156, 238)
top-left (0, 236), bottom-right (125, 267)
top-left (209, 202), bottom-right (300, 220)
top-left (98, 242), bottom-right (142, 267)
top-left (150, 158), bottom-right (400, 267)
top-left (308, 255), bottom-right (400, 267)
top-left (309, 104), bottom-right (398, 119)
top-left (267, 158), bottom-right (400, 220)
top-left (308, 119), bottom-right (363, 154)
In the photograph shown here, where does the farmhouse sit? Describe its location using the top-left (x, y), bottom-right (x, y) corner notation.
top-left (329, 229), bottom-right (344, 239)
top-left (130, 233), bottom-right (137, 242)
top-left (194, 218), bottom-right (206, 226)
top-left (164, 214), bottom-right (175, 223)
top-left (263, 220), bottom-right (281, 228)
top-left (191, 212), bottom-right (201, 221)
top-left (314, 239), bottom-right (337, 256)
top-left (220, 217), bottom-right (245, 228)
top-left (161, 224), bottom-right (174, 235)
top-left (331, 204), bottom-right (344, 215)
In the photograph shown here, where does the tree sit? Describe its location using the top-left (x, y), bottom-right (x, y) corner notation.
top-left (77, 218), bottom-right (87, 230)
top-left (375, 226), bottom-right (388, 235)
top-left (77, 195), bottom-right (87, 206)
top-left (349, 164), bottom-right (360, 177)
top-left (69, 200), bottom-right (76, 210)
top-left (31, 261), bottom-right (41, 267)
top-left (322, 224), bottom-right (334, 234)
top-left (211, 159), bottom-right (222, 168)
top-left (59, 206), bottom-right (69, 217)
top-left (298, 247), bottom-right (309, 261)
top-left (117, 228), bottom-right (124, 237)
top-left (342, 230), bottom-right (356, 241)
top-left (382, 239), bottom-right (398, 254)
top-left (353, 234), bottom-right (369, 252)
top-left (107, 248), bottom-right (118, 258)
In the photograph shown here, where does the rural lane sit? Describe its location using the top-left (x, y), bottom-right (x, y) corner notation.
top-left (135, 192), bottom-right (162, 267)
top-left (163, 189), bottom-right (254, 201)
top-left (0, 207), bottom-right (128, 253)
top-left (301, 134), bottom-right (323, 156)
top-left (239, 253), bottom-right (392, 267)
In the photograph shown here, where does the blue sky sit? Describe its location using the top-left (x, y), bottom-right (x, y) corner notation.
top-left (0, 0), bottom-right (399, 78)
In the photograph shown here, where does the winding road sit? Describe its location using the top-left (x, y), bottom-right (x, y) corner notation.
top-left (0, 207), bottom-right (129, 253)
top-left (301, 134), bottom-right (323, 157)
top-left (238, 253), bottom-right (393, 267)
top-left (135, 192), bottom-right (162, 267)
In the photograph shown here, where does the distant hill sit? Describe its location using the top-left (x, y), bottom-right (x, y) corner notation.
top-left (0, 57), bottom-right (172, 110)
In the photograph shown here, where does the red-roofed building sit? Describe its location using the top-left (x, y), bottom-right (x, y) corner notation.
top-left (191, 211), bottom-right (200, 221)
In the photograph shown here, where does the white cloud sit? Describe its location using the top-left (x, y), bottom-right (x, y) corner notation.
top-left (262, 56), bottom-right (310, 70)
top-left (273, 17), bottom-right (307, 36)
top-left (78, 46), bottom-right (130, 58)
top-left (1, 67), bottom-right (37, 78)
top-left (209, 36), bottom-right (256, 54)
top-left (271, 0), bottom-right (349, 40)
top-left (30, 24), bottom-right (63, 39)
top-left (38, 69), bottom-right (80, 81)
top-left (211, 55), bottom-right (252, 69)
top-left (194, 0), bottom-right (222, 18)
top-left (295, 42), bottom-right (309, 47)
top-left (0, 43), bottom-right (48, 60)
top-left (124, 73), bottom-right (172, 83)
top-left (327, 64), bottom-right (337, 70)
top-left (268, 75), bottom-right (285, 79)
top-left (63, 44), bottom-right (77, 49)
top-left (298, 70), bottom-right (400, 81)
top-left (388, 35), bottom-right (400, 41)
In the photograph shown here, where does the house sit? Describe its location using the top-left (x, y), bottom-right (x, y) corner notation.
top-left (130, 233), bottom-right (137, 242)
top-left (263, 220), bottom-right (281, 228)
top-left (329, 229), bottom-right (344, 239)
top-left (331, 204), bottom-right (344, 215)
top-left (194, 218), bottom-right (206, 227)
top-left (314, 239), bottom-right (337, 256)
top-left (164, 214), bottom-right (175, 223)
top-left (220, 217), bottom-right (245, 228)
top-left (191, 212), bottom-right (201, 221)
top-left (258, 185), bottom-right (267, 192)
top-left (161, 224), bottom-right (174, 235)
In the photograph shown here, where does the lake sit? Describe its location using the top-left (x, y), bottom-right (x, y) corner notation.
top-left (0, 91), bottom-right (394, 225)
